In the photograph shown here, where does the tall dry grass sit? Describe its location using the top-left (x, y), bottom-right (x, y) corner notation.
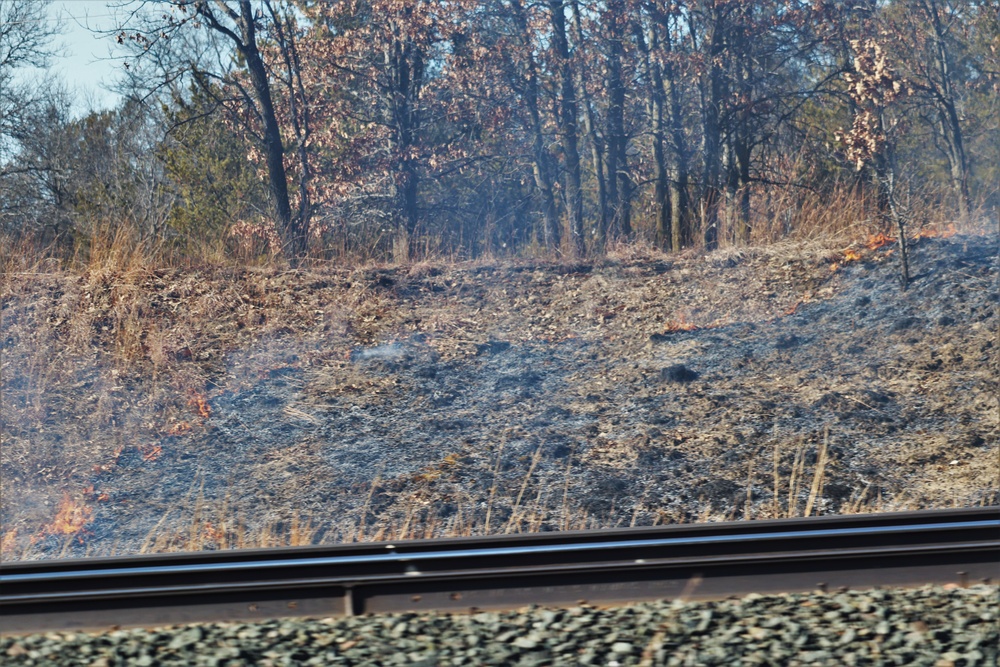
top-left (3, 175), bottom-right (981, 275)
top-left (5, 440), bottom-right (982, 560)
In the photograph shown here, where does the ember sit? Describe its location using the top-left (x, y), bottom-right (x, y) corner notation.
top-left (168, 421), bottom-right (192, 435)
top-left (0, 529), bottom-right (18, 556)
top-left (662, 316), bottom-right (699, 332)
top-left (201, 521), bottom-right (226, 546)
top-left (140, 444), bottom-right (163, 462)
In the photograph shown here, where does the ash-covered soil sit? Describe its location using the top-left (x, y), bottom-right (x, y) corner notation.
top-left (2, 234), bottom-right (998, 558)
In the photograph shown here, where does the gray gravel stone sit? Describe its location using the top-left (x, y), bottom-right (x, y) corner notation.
top-left (0, 585), bottom-right (996, 666)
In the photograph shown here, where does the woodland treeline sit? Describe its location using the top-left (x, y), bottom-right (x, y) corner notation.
top-left (1, 0), bottom-right (998, 263)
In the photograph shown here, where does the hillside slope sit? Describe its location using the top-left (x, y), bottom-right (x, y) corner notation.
top-left (2, 234), bottom-right (997, 558)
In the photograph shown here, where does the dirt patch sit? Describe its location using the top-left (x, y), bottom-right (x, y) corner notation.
top-left (2, 234), bottom-right (998, 558)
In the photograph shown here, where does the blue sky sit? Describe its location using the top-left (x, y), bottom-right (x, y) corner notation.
top-left (33, 1), bottom-right (125, 111)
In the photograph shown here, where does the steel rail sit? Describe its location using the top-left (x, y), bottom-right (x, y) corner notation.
top-left (2, 508), bottom-right (997, 633)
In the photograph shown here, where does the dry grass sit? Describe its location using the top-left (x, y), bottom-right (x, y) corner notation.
top-left (2, 427), bottom-right (911, 562)
top-left (1, 190), bottom-right (993, 561)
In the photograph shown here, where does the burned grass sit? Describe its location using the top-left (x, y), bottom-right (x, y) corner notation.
top-left (1, 233), bottom-right (998, 558)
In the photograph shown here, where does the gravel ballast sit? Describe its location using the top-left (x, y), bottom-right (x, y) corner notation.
top-left (2, 585), bottom-right (997, 666)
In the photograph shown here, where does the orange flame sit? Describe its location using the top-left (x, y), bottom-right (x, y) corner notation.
top-left (784, 300), bottom-right (803, 316)
top-left (914, 223), bottom-right (957, 240)
top-left (1, 529), bottom-right (18, 557)
top-left (866, 233), bottom-right (896, 250)
top-left (201, 521), bottom-right (226, 546)
top-left (842, 248), bottom-right (863, 262)
top-left (43, 494), bottom-right (93, 536)
top-left (140, 444), bottom-right (163, 462)
top-left (168, 421), bottom-right (192, 435)
top-left (82, 486), bottom-right (110, 502)
top-left (188, 392), bottom-right (212, 419)
top-left (663, 316), bottom-right (699, 332)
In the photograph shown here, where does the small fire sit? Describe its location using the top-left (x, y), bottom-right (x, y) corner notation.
top-left (542, 333), bottom-right (578, 344)
top-left (842, 248), bottom-right (863, 262)
top-left (43, 494), bottom-right (93, 536)
top-left (83, 486), bottom-right (111, 502)
top-left (187, 392), bottom-right (212, 419)
top-left (915, 223), bottom-right (957, 240)
top-left (1, 529), bottom-right (18, 556)
top-left (866, 233), bottom-right (896, 250)
top-left (663, 316), bottom-right (699, 332)
top-left (168, 421), bottom-right (192, 435)
top-left (94, 445), bottom-right (126, 473)
top-left (201, 521), bottom-right (226, 546)
top-left (140, 444), bottom-right (163, 462)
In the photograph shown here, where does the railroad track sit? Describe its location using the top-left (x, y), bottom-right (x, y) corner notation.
top-left (2, 507), bottom-right (997, 633)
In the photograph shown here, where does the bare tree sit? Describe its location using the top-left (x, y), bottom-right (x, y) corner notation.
top-left (0, 0), bottom-right (66, 240)
top-left (891, 0), bottom-right (974, 220)
top-left (839, 37), bottom-right (913, 288)
top-left (114, 0), bottom-right (311, 260)
top-left (505, 0), bottom-right (561, 249)
top-left (1, 0), bottom-right (62, 164)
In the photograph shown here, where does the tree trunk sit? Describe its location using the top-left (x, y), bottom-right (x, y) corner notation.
top-left (549, 0), bottom-right (586, 256)
top-left (635, 20), bottom-right (671, 249)
top-left (731, 123), bottom-right (752, 244)
top-left (699, 6), bottom-right (726, 251)
top-left (732, 25), bottom-right (753, 245)
top-left (605, 0), bottom-right (631, 240)
top-left (723, 139), bottom-right (738, 241)
top-left (580, 92), bottom-right (609, 249)
top-left (877, 108), bottom-right (909, 289)
top-left (885, 161), bottom-right (910, 289)
top-left (235, 1), bottom-right (300, 257)
top-left (268, 3), bottom-right (312, 256)
top-left (644, 4), bottom-right (691, 249)
top-left (511, 0), bottom-right (561, 249)
top-left (571, 1), bottom-right (608, 249)
top-left (388, 27), bottom-right (424, 259)
top-left (662, 30), bottom-right (690, 250)
top-left (737, 136), bottom-right (751, 243)
top-left (942, 101), bottom-right (971, 220)
top-left (528, 84), bottom-right (561, 248)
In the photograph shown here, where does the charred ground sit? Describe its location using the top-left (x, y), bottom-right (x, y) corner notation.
top-left (2, 234), bottom-right (998, 558)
